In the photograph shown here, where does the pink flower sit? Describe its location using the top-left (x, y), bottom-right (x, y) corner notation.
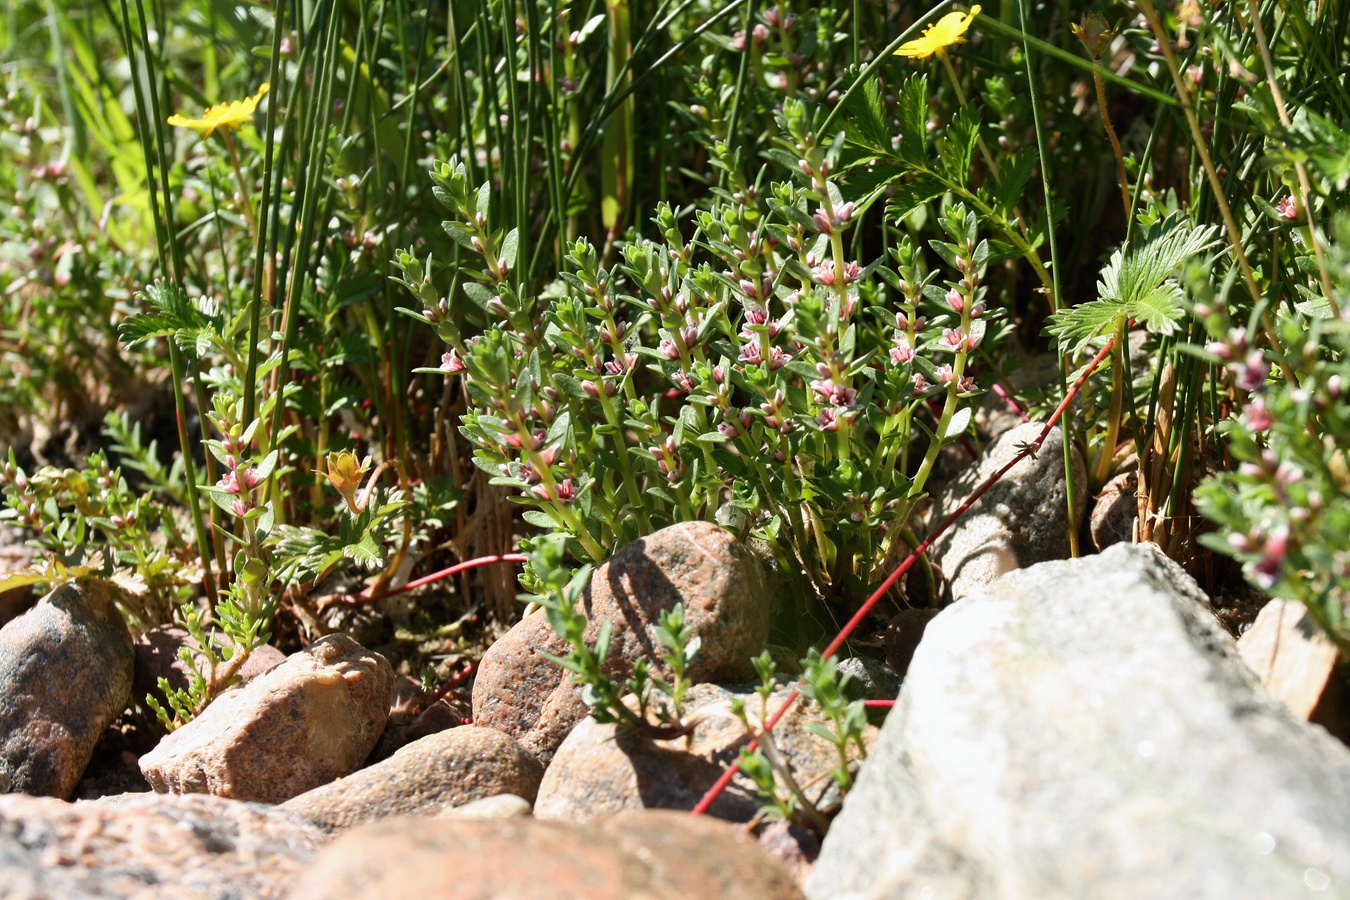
top-left (231, 498), bottom-right (255, 517)
top-left (945, 288), bottom-right (965, 314)
top-left (941, 328), bottom-right (966, 351)
top-left (659, 338), bottom-right (682, 360)
top-left (912, 372), bottom-right (931, 393)
top-left (1232, 350), bottom-right (1270, 392)
top-left (1250, 525), bottom-right (1288, 588)
top-left (738, 342), bottom-right (763, 365)
top-left (604, 352), bottom-right (638, 376)
top-left (671, 369), bottom-right (697, 393)
top-left (816, 408), bottom-right (841, 431)
top-left (1276, 195), bottom-right (1297, 220)
top-left (1242, 396), bottom-right (1273, 431)
top-left (440, 349), bottom-right (466, 373)
top-left (766, 346), bottom-right (789, 371)
top-left (218, 471), bottom-right (243, 494)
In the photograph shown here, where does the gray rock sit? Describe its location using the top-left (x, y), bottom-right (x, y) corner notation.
top-left (534, 683), bottom-right (876, 824)
top-left (808, 543), bottom-right (1350, 900)
top-left (281, 725), bottom-right (542, 833)
top-left (473, 521), bottom-right (771, 764)
top-left (0, 792), bottom-right (322, 899)
top-left (927, 420), bottom-right (1086, 601)
top-left (837, 656), bottom-right (903, 703)
top-left (284, 810), bottom-right (804, 900)
top-left (0, 580), bottom-right (134, 798)
top-left (139, 634), bottom-right (394, 803)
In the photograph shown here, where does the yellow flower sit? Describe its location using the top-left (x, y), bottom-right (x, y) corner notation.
top-left (894, 6), bottom-right (982, 60)
top-left (167, 83), bottom-right (270, 139)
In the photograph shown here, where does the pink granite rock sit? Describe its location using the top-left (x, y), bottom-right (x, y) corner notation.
top-left (472, 521), bottom-right (770, 764)
top-left (0, 580), bottom-right (133, 798)
top-left (285, 809), bottom-right (804, 899)
top-left (0, 792), bottom-right (321, 898)
top-left (139, 634), bottom-right (394, 803)
top-left (281, 725), bottom-right (541, 833)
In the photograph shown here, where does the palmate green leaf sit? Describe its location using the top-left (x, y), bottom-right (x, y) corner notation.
top-left (1048, 216), bottom-right (1221, 356)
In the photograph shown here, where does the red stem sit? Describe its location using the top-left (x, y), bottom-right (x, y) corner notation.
top-left (691, 338), bottom-right (1116, 816)
top-left (362, 553), bottom-right (529, 602)
top-left (992, 380), bottom-right (1031, 423)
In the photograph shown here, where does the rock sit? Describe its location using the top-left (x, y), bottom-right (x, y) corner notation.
top-left (837, 656), bottom-right (903, 705)
top-left (808, 543), bottom-right (1350, 899)
top-left (285, 809), bottom-right (803, 899)
top-left (435, 792), bottom-right (533, 820)
top-left (927, 420), bottom-right (1086, 601)
top-left (1238, 598), bottom-right (1341, 721)
top-left (1090, 466), bottom-right (1138, 551)
top-left (281, 725), bottom-right (542, 833)
top-left (882, 607), bottom-right (940, 677)
top-left (534, 683), bottom-right (875, 824)
top-left (139, 634), bottom-right (394, 803)
top-left (473, 521), bottom-right (771, 764)
top-left (0, 792), bottom-right (321, 899)
top-left (405, 699), bottom-right (463, 742)
top-left (756, 818), bottom-right (819, 886)
top-left (133, 624), bottom-right (286, 713)
top-left (364, 675), bottom-right (440, 764)
top-left (0, 580), bottom-right (134, 798)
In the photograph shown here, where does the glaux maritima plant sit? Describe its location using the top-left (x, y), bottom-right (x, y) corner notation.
top-left (397, 96), bottom-right (1009, 613)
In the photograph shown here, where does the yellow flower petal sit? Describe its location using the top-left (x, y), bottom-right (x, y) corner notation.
top-left (168, 83), bottom-right (270, 140)
top-left (894, 6), bottom-right (982, 60)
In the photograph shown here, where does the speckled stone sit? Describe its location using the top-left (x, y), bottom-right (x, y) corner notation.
top-left (281, 725), bottom-right (542, 833)
top-left (927, 421), bottom-right (1087, 601)
top-left (534, 683), bottom-right (877, 824)
top-left (0, 792), bottom-right (321, 899)
top-left (139, 634), bottom-right (394, 803)
top-left (284, 810), bottom-right (804, 900)
top-left (472, 521), bottom-right (771, 764)
top-left (0, 580), bottom-right (134, 798)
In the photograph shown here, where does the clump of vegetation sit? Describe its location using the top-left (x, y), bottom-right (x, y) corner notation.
top-left (1, 0), bottom-right (1347, 826)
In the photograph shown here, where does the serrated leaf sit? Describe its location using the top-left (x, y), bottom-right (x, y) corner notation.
top-left (885, 175), bottom-right (946, 223)
top-left (896, 74), bottom-right (930, 165)
top-left (1048, 216), bottom-right (1220, 356)
top-left (940, 103), bottom-right (982, 188)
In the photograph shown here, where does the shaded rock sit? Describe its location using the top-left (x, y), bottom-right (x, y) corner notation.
top-left (435, 792), bottom-right (533, 820)
top-left (927, 420), bottom-right (1086, 601)
top-left (364, 675), bottom-right (439, 764)
top-left (133, 624), bottom-right (286, 713)
top-left (0, 580), bottom-right (133, 798)
top-left (139, 634), bottom-right (394, 803)
top-left (473, 521), bottom-right (771, 764)
top-left (808, 543), bottom-right (1350, 900)
top-left (0, 792), bottom-right (321, 899)
top-left (756, 818), bottom-right (819, 886)
top-left (837, 656), bottom-right (903, 703)
top-left (1238, 598), bottom-right (1343, 727)
top-left (883, 607), bottom-right (941, 677)
top-left (1089, 466), bottom-right (1138, 551)
top-left (285, 809), bottom-right (803, 900)
top-left (281, 725), bottom-right (542, 833)
top-left (534, 683), bottom-right (876, 824)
